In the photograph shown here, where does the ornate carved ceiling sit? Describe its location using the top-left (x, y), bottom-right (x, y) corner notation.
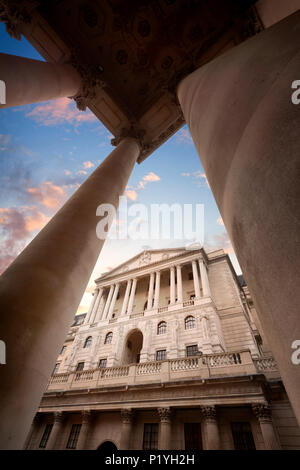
top-left (0, 0), bottom-right (262, 162)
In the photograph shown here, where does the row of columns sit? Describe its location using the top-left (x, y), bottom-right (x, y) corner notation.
top-left (85, 257), bottom-right (210, 325)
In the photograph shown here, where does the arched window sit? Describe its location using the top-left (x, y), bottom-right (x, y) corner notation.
top-left (104, 332), bottom-right (113, 344)
top-left (185, 316), bottom-right (195, 330)
top-left (157, 321), bottom-right (167, 335)
top-left (84, 336), bottom-right (92, 348)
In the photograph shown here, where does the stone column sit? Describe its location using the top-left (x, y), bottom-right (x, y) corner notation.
top-left (23, 413), bottom-right (41, 450)
top-left (153, 271), bottom-right (161, 309)
top-left (158, 407), bottom-right (172, 450)
top-left (102, 285), bottom-right (114, 320)
top-left (47, 412), bottom-right (64, 450)
top-left (121, 280), bottom-right (131, 316)
top-left (85, 289), bottom-right (98, 325)
top-left (0, 137), bottom-right (140, 449)
top-left (147, 272), bottom-right (155, 310)
top-left (127, 279), bottom-right (137, 315)
top-left (176, 265), bottom-right (183, 303)
top-left (0, 52), bottom-right (81, 108)
top-left (94, 289), bottom-right (105, 323)
top-left (201, 406), bottom-right (220, 450)
top-left (177, 12), bottom-right (300, 423)
top-left (170, 266), bottom-right (176, 304)
top-left (192, 260), bottom-right (201, 298)
top-left (108, 283), bottom-right (120, 319)
top-left (252, 404), bottom-right (281, 450)
top-left (90, 288), bottom-right (103, 324)
top-left (119, 409), bottom-right (134, 450)
top-left (76, 410), bottom-right (92, 450)
top-left (198, 260), bottom-right (211, 297)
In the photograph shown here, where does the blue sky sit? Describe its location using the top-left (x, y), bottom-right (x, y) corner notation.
top-left (0, 23), bottom-right (241, 313)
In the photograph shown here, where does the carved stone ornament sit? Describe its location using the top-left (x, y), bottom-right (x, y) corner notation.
top-left (252, 403), bottom-right (272, 422)
top-left (81, 409), bottom-right (92, 424)
top-left (0, 0), bottom-right (35, 40)
top-left (157, 407), bottom-right (172, 423)
top-left (200, 405), bottom-right (217, 422)
top-left (53, 411), bottom-right (64, 424)
top-left (121, 408), bottom-right (134, 424)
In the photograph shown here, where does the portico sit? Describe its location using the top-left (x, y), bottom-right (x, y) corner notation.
top-left (0, 0), bottom-right (299, 449)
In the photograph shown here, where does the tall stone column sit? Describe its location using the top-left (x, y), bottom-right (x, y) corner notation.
top-left (0, 53), bottom-right (81, 108)
top-left (0, 137), bottom-right (140, 449)
top-left (147, 272), bottom-right (155, 309)
top-left (76, 410), bottom-right (92, 450)
top-left (108, 283), bottom-right (120, 319)
top-left (252, 404), bottom-right (281, 450)
top-left (198, 260), bottom-right (211, 297)
top-left (176, 265), bottom-right (183, 303)
top-left (84, 288), bottom-right (98, 325)
top-left (102, 285), bottom-right (114, 320)
top-left (201, 406), bottom-right (220, 450)
top-left (177, 12), bottom-right (300, 423)
top-left (119, 409), bottom-right (134, 450)
top-left (90, 288), bottom-right (103, 324)
top-left (127, 279), bottom-right (137, 315)
top-left (192, 260), bottom-right (201, 298)
top-left (94, 289), bottom-right (105, 323)
top-left (23, 413), bottom-right (41, 450)
top-left (121, 280), bottom-right (131, 316)
top-left (47, 412), bottom-right (64, 450)
top-left (170, 266), bottom-right (176, 304)
top-left (158, 407), bottom-right (172, 450)
top-left (153, 271), bottom-right (161, 309)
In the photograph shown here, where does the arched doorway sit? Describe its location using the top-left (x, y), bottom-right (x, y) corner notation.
top-left (97, 441), bottom-right (118, 452)
top-left (122, 329), bottom-right (143, 364)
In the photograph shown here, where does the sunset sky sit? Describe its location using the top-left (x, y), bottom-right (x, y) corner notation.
top-left (0, 23), bottom-right (241, 315)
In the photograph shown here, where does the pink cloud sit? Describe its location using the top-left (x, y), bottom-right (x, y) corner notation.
top-left (27, 181), bottom-right (66, 209)
top-left (217, 217), bottom-right (224, 226)
top-left (125, 190), bottom-right (138, 201)
top-left (26, 98), bottom-right (97, 126)
top-left (176, 128), bottom-right (193, 144)
top-left (83, 161), bottom-right (94, 169)
top-left (143, 172), bottom-right (160, 182)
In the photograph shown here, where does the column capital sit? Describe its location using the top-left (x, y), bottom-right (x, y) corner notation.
top-left (0, 1), bottom-right (32, 40)
top-left (53, 411), bottom-right (65, 424)
top-left (252, 403), bottom-right (272, 423)
top-left (121, 408), bottom-right (134, 424)
top-left (200, 405), bottom-right (217, 422)
top-left (81, 410), bottom-right (92, 424)
top-left (157, 407), bottom-right (172, 423)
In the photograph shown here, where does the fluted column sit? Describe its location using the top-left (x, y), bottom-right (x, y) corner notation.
top-left (201, 406), bottom-right (220, 450)
top-left (90, 288), bottom-right (103, 324)
top-left (0, 137), bottom-right (140, 449)
top-left (153, 271), bottom-right (161, 309)
top-left (147, 272), bottom-right (155, 310)
top-left (192, 260), bottom-right (201, 298)
top-left (85, 289), bottom-right (98, 324)
top-left (102, 285), bottom-right (114, 320)
top-left (170, 266), bottom-right (176, 304)
top-left (176, 265), bottom-right (183, 303)
top-left (121, 280), bottom-right (131, 316)
top-left (47, 412), bottom-right (64, 450)
top-left (108, 283), bottom-right (120, 319)
top-left (94, 289), bottom-right (105, 322)
top-left (0, 53), bottom-right (81, 108)
top-left (76, 410), bottom-right (92, 450)
top-left (198, 259), bottom-right (211, 297)
top-left (252, 404), bottom-right (281, 450)
top-left (177, 12), bottom-right (300, 423)
top-left (158, 407), bottom-right (172, 450)
top-left (119, 409), bottom-right (134, 450)
top-left (127, 278), bottom-right (137, 315)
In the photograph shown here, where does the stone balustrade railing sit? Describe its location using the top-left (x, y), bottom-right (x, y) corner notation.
top-left (47, 352), bottom-right (279, 392)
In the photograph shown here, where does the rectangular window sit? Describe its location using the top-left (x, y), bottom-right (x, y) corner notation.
top-left (76, 362), bottom-right (84, 371)
top-left (60, 346), bottom-right (66, 355)
top-left (53, 363), bottom-right (60, 375)
top-left (66, 424), bottom-right (82, 449)
top-left (231, 422), bottom-right (256, 450)
top-left (98, 358), bottom-right (107, 368)
top-left (188, 272), bottom-right (193, 280)
top-left (156, 350), bottom-right (166, 361)
top-left (186, 345), bottom-right (198, 357)
top-left (39, 424), bottom-right (53, 449)
top-left (184, 423), bottom-right (203, 450)
top-left (143, 423), bottom-right (158, 450)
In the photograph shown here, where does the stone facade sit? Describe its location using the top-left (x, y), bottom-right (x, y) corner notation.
top-left (25, 247), bottom-right (300, 450)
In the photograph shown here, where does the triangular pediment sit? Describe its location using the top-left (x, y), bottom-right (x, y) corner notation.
top-left (97, 247), bottom-right (196, 281)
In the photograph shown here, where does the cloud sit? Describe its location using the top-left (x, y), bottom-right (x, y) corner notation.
top-left (26, 181), bottom-right (66, 209)
top-left (205, 231), bottom-right (234, 255)
top-left (26, 97), bottom-right (97, 126)
top-left (125, 190), bottom-right (138, 201)
top-left (176, 127), bottom-right (193, 144)
top-left (181, 172), bottom-right (190, 177)
top-left (143, 172), bottom-right (160, 182)
top-left (217, 217), bottom-right (224, 226)
top-left (83, 161), bottom-right (94, 169)
top-left (181, 170), bottom-right (211, 188)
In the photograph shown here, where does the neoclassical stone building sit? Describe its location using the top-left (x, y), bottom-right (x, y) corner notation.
top-left (24, 248), bottom-right (300, 450)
